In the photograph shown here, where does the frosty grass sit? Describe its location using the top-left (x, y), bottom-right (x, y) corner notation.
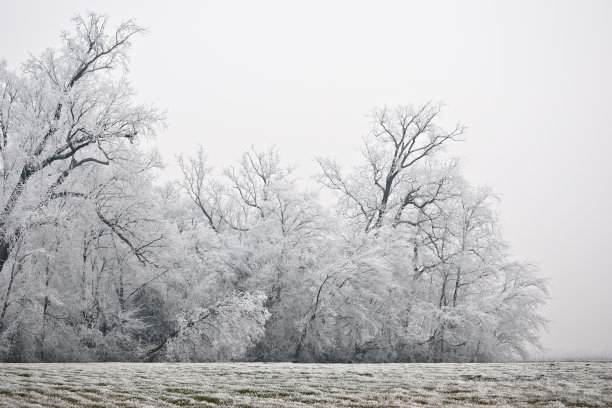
top-left (0, 362), bottom-right (610, 407)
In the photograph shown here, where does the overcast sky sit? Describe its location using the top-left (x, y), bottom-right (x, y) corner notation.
top-left (2, 0), bottom-right (611, 356)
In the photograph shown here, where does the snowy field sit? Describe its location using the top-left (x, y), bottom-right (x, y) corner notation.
top-left (0, 362), bottom-right (610, 407)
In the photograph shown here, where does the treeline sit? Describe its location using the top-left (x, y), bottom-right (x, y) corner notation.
top-left (0, 13), bottom-right (547, 363)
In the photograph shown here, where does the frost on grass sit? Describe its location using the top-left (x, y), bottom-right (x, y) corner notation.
top-left (0, 362), bottom-right (610, 407)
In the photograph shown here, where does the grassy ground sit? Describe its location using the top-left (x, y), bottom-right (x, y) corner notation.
top-left (0, 362), bottom-right (610, 407)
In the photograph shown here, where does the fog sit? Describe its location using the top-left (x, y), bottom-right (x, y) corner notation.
top-left (2, 0), bottom-right (610, 357)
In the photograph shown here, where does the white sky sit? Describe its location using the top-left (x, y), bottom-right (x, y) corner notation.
top-left (2, 0), bottom-right (611, 357)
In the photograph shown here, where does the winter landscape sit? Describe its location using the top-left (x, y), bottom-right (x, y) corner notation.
top-left (1, 362), bottom-right (611, 407)
top-left (1, 1), bottom-right (611, 407)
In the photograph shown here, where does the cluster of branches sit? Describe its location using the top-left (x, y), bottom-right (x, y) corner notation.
top-left (0, 13), bottom-right (547, 363)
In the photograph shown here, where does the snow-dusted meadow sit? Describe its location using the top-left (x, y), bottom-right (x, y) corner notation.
top-left (0, 362), bottom-right (610, 407)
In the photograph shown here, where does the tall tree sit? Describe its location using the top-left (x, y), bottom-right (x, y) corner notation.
top-left (317, 104), bottom-right (463, 232)
top-left (0, 13), bottom-right (161, 278)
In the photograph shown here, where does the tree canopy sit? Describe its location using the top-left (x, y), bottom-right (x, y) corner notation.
top-left (0, 13), bottom-right (547, 363)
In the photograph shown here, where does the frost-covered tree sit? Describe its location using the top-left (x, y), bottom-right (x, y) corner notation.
top-left (0, 13), bottom-right (269, 363)
top-left (316, 105), bottom-right (548, 362)
top-left (146, 292), bottom-right (270, 362)
top-left (0, 12), bottom-right (163, 360)
top-left (0, 14), bottom-right (160, 278)
top-left (317, 104), bottom-right (463, 232)
top-left (1, 13), bottom-right (547, 363)
top-left (405, 184), bottom-right (548, 361)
